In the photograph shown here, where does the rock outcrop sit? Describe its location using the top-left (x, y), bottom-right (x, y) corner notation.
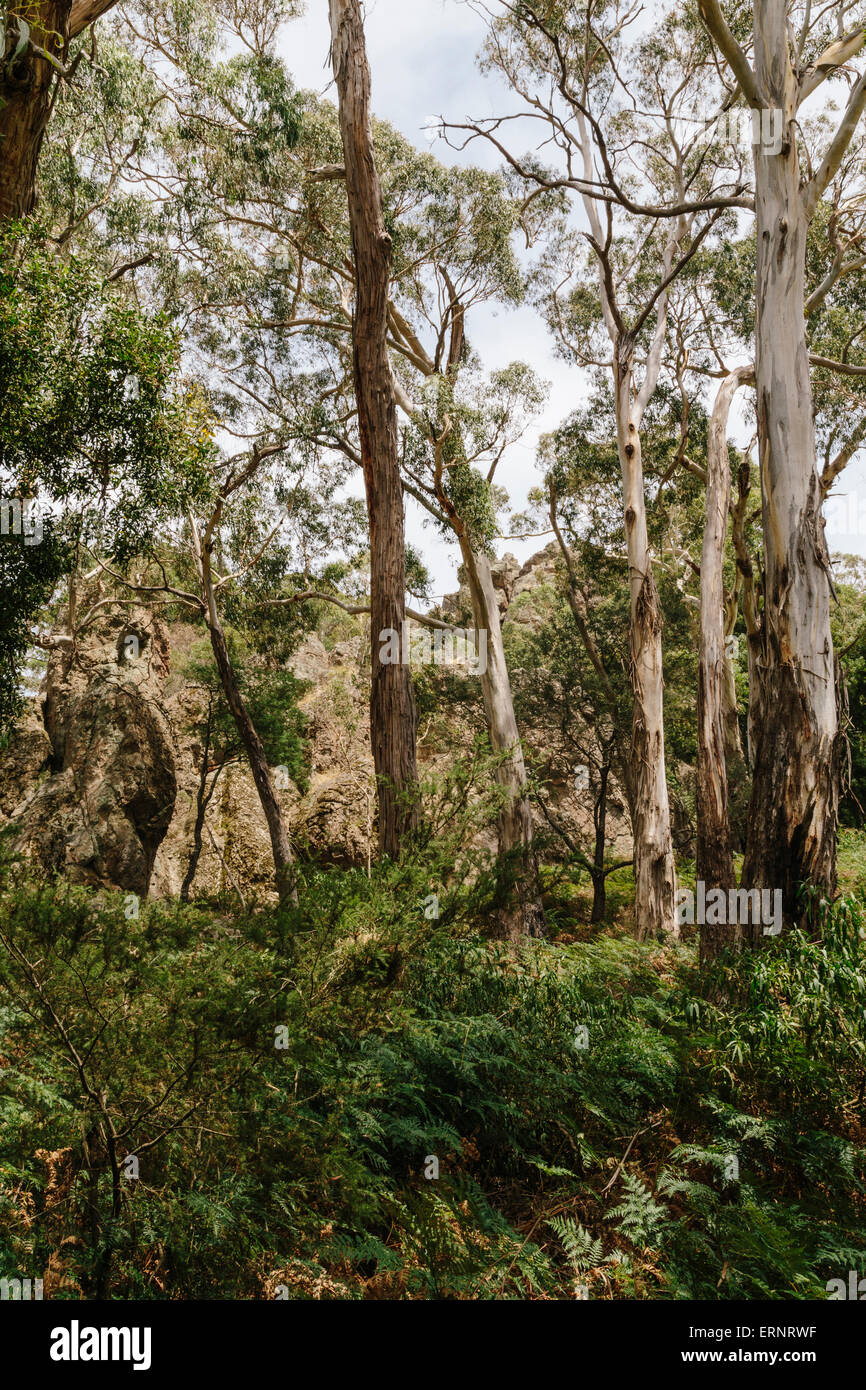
top-left (0, 543), bottom-right (633, 900)
top-left (3, 611), bottom-right (177, 895)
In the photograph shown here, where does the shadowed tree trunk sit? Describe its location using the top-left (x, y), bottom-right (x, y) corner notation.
top-left (189, 508), bottom-right (298, 909)
top-left (590, 758), bottom-right (611, 925)
top-left (180, 696), bottom-right (225, 904)
top-left (329, 0), bottom-right (419, 858)
top-left (0, 1), bottom-right (117, 221)
top-left (458, 539), bottom-right (546, 940)
top-left (697, 367), bottom-right (753, 964)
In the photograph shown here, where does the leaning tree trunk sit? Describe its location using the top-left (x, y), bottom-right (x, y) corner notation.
top-left (205, 618), bottom-right (297, 908)
top-left (197, 523), bottom-right (297, 908)
top-left (0, 1), bottom-right (117, 221)
top-left (329, 0), bottom-right (419, 858)
top-left (697, 368), bottom-right (752, 965)
top-left (459, 538), bottom-right (545, 940)
top-left (742, 4), bottom-right (841, 933)
top-left (0, 3), bottom-right (71, 220)
top-left (180, 702), bottom-right (223, 904)
top-left (615, 351), bottom-right (678, 940)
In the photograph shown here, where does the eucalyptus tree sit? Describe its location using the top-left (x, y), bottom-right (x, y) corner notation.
top-left (106, 6), bottom-right (549, 928)
top-left (459, 1), bottom-right (755, 937)
top-left (401, 358), bottom-right (550, 939)
top-left (328, 0), bottom-right (419, 858)
top-left (0, 221), bottom-right (213, 728)
top-left (697, 0), bottom-right (866, 925)
top-left (0, 2), bottom-right (120, 220)
top-left (23, 0), bottom-right (331, 903)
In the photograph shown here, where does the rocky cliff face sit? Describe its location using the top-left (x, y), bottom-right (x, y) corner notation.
top-left (1, 614), bottom-right (177, 896)
top-left (0, 545), bottom-right (632, 900)
top-left (0, 604), bottom-right (379, 901)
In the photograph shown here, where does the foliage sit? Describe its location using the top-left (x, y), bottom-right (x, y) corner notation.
top-left (1, 855), bottom-right (865, 1300)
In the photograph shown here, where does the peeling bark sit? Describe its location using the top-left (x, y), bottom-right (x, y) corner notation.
top-left (742, 2), bottom-right (842, 929)
top-left (0, 1), bottom-right (117, 221)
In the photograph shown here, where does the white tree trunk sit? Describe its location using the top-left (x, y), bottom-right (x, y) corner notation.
top-left (743, 1), bottom-right (841, 924)
top-left (458, 537), bottom-right (546, 940)
top-left (615, 359), bottom-right (678, 941)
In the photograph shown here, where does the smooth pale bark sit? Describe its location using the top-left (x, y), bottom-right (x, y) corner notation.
top-left (742, 2), bottom-right (841, 930)
top-left (615, 351), bottom-right (678, 941)
top-left (731, 459), bottom-right (762, 772)
top-left (549, 491), bottom-right (635, 819)
top-left (458, 538), bottom-right (545, 940)
top-left (572, 103), bottom-right (678, 942)
top-left (697, 367), bottom-right (752, 965)
top-left (0, 1), bottom-right (117, 221)
top-left (329, 0), bottom-right (419, 858)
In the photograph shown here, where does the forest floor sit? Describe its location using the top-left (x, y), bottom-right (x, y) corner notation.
top-left (0, 832), bottom-right (864, 1300)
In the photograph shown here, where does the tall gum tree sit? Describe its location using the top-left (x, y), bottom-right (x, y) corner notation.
top-left (458, 3), bottom-right (755, 935)
top-left (328, 0), bottom-right (419, 857)
top-left (698, 0), bottom-right (866, 926)
top-left (398, 353), bottom-right (548, 941)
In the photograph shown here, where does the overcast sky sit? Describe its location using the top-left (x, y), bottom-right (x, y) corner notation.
top-left (279, 0), bottom-right (866, 599)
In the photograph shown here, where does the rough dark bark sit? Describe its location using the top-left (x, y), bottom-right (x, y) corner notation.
top-left (590, 760), bottom-right (610, 925)
top-left (0, 1), bottom-right (117, 221)
top-left (329, 0), bottom-right (419, 859)
top-left (0, 3), bottom-right (70, 220)
top-left (180, 699), bottom-right (223, 904)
